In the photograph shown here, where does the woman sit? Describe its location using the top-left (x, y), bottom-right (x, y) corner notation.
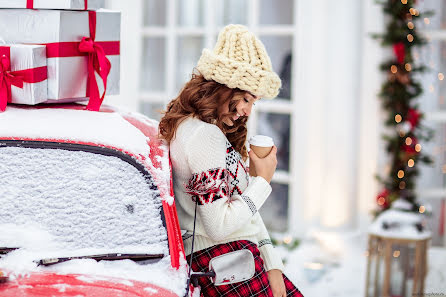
top-left (159, 24), bottom-right (303, 297)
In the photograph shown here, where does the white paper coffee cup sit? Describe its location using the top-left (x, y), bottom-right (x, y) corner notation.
top-left (248, 135), bottom-right (274, 177)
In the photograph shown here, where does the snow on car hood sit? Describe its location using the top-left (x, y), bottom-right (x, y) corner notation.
top-left (0, 107), bottom-right (150, 157)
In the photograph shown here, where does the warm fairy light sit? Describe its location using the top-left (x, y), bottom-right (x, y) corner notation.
top-left (442, 164), bottom-right (446, 174)
top-left (429, 85), bottom-right (435, 92)
top-left (378, 197), bottom-right (386, 206)
top-left (414, 9), bottom-right (420, 16)
top-left (401, 0), bottom-right (407, 4)
top-left (407, 22), bottom-right (414, 29)
top-left (407, 34), bottom-right (414, 42)
top-left (438, 73), bottom-right (444, 81)
top-left (304, 262), bottom-right (324, 270)
top-left (406, 137), bottom-right (413, 145)
top-left (283, 236), bottom-right (292, 244)
top-left (405, 63), bottom-right (412, 71)
top-left (395, 114), bottom-right (402, 123)
top-left (364, 251), bottom-right (370, 257)
top-left (391, 65), bottom-right (398, 73)
top-left (393, 250), bottom-right (401, 258)
top-left (408, 159), bottom-right (415, 167)
top-left (419, 205), bottom-right (426, 213)
top-left (415, 144), bottom-right (422, 152)
top-left (424, 18), bottom-right (430, 25)
top-left (398, 170), bottom-right (405, 178)
top-left (399, 181), bottom-right (406, 189)
top-left (409, 8), bottom-right (416, 15)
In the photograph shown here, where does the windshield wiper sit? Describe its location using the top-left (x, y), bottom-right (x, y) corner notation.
top-left (0, 247), bottom-right (19, 255)
top-left (37, 253), bottom-right (164, 267)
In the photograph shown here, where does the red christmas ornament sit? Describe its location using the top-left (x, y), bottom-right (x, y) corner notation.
top-left (406, 108), bottom-right (421, 130)
top-left (402, 136), bottom-right (419, 155)
top-left (393, 42), bottom-right (406, 64)
top-left (376, 189), bottom-right (390, 209)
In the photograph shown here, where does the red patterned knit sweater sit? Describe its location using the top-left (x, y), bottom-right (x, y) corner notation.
top-left (170, 116), bottom-right (284, 271)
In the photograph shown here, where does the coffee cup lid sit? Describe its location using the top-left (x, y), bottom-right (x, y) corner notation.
top-left (249, 135), bottom-right (274, 147)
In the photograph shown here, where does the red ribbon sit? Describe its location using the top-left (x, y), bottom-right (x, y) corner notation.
top-left (27, 0), bottom-right (88, 9)
top-left (75, 11), bottom-right (112, 111)
top-left (0, 54), bottom-right (48, 111)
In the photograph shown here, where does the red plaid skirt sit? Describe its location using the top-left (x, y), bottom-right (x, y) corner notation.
top-left (186, 240), bottom-right (304, 297)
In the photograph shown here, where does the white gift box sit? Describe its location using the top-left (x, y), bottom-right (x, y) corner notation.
top-left (0, 0), bottom-right (104, 10)
top-left (0, 44), bottom-right (48, 106)
top-left (0, 9), bottom-right (120, 103)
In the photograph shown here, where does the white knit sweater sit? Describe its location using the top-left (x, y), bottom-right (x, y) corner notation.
top-left (170, 116), bottom-right (284, 272)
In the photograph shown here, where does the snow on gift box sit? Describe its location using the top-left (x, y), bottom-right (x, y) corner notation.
top-left (0, 44), bottom-right (48, 111)
top-left (0, 0), bottom-right (104, 10)
top-left (0, 9), bottom-right (120, 111)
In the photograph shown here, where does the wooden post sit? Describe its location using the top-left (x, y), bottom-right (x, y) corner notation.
top-left (382, 239), bottom-right (392, 297)
top-left (365, 236), bottom-right (373, 297)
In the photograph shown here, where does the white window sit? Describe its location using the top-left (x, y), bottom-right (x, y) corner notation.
top-left (416, 1), bottom-right (446, 246)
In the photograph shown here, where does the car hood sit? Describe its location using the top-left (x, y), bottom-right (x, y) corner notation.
top-left (0, 271), bottom-right (179, 297)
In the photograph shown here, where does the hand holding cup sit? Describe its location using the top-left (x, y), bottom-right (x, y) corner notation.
top-left (248, 135), bottom-right (277, 183)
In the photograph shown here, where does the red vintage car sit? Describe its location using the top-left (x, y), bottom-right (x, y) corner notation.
top-left (0, 103), bottom-right (193, 297)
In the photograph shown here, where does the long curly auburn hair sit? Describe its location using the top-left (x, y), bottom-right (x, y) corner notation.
top-left (159, 73), bottom-right (249, 160)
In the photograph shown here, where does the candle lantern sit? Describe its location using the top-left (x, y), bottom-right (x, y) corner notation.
top-left (365, 234), bottom-right (430, 297)
top-left (365, 206), bottom-right (431, 297)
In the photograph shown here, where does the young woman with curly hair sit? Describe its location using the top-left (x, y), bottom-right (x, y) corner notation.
top-left (159, 25), bottom-right (303, 297)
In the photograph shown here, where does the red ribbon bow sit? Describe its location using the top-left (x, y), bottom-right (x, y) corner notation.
top-left (78, 11), bottom-right (112, 111)
top-left (0, 55), bottom-right (25, 112)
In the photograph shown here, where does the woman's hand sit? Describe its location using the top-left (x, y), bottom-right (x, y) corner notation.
top-left (267, 269), bottom-right (287, 297)
top-left (248, 146), bottom-right (278, 183)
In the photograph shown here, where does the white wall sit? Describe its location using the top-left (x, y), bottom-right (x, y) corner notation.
top-left (291, 0), bottom-right (384, 234)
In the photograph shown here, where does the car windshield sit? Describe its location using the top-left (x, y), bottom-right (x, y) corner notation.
top-left (0, 144), bottom-right (169, 256)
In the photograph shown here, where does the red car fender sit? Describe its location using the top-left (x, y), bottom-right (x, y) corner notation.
top-left (0, 272), bottom-right (179, 297)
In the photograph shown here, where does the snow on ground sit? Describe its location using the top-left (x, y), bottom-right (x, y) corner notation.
top-left (281, 230), bottom-right (446, 297)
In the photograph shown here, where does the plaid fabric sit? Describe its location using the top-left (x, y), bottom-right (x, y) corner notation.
top-left (186, 240), bottom-right (304, 297)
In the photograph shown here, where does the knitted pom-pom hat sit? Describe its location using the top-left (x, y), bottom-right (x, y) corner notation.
top-left (196, 24), bottom-right (281, 99)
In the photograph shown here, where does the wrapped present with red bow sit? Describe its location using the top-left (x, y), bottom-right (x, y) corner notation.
top-left (0, 44), bottom-right (48, 112)
top-left (0, 9), bottom-right (120, 111)
top-left (0, 0), bottom-right (104, 10)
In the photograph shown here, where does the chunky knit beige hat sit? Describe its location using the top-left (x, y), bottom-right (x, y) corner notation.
top-left (196, 24), bottom-right (281, 99)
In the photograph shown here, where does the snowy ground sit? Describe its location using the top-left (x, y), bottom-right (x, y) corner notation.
top-left (280, 231), bottom-right (446, 297)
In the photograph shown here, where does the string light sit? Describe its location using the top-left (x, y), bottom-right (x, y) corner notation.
top-left (378, 197), bottom-right (386, 206)
top-left (395, 114), bottom-right (402, 123)
top-left (409, 8), bottom-right (416, 15)
top-left (407, 22), bottom-right (414, 29)
top-left (391, 65), bottom-right (398, 73)
top-left (398, 170), bottom-right (405, 178)
top-left (407, 34), bottom-right (414, 42)
top-left (283, 236), bottom-right (292, 244)
top-left (364, 251), bottom-right (370, 257)
top-left (408, 159), bottom-right (415, 167)
top-left (401, 0), bottom-right (407, 4)
top-left (399, 181), bottom-right (406, 189)
top-left (406, 137), bottom-right (413, 145)
top-left (438, 73), bottom-right (444, 81)
top-left (393, 250), bottom-right (401, 258)
top-left (419, 205), bottom-right (425, 213)
top-left (424, 18), bottom-right (430, 25)
top-left (405, 63), bottom-right (412, 71)
top-left (415, 144), bottom-right (421, 152)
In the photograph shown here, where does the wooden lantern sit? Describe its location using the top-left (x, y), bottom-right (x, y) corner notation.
top-left (365, 234), bottom-right (430, 297)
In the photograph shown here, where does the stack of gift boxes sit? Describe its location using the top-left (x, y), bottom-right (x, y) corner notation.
top-left (0, 0), bottom-right (120, 112)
